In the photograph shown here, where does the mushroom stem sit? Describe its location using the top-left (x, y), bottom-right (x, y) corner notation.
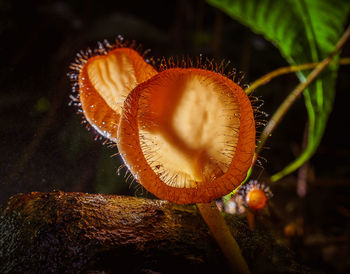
top-left (197, 201), bottom-right (250, 274)
top-left (247, 210), bottom-right (256, 231)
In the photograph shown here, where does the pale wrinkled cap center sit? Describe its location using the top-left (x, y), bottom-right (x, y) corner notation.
top-left (87, 52), bottom-right (137, 114)
top-left (138, 72), bottom-right (241, 188)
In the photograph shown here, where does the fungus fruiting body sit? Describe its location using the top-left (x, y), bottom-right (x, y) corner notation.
top-left (117, 68), bottom-right (255, 204)
top-left (224, 180), bottom-right (272, 215)
top-left (241, 180), bottom-right (272, 210)
top-left (70, 42), bottom-right (256, 205)
top-left (70, 41), bottom-right (157, 141)
top-left (70, 43), bottom-right (254, 273)
top-left (246, 188), bottom-right (267, 210)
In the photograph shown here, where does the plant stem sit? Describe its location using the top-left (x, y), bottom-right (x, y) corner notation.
top-left (297, 121), bottom-right (309, 197)
top-left (245, 57), bottom-right (350, 95)
top-left (255, 24), bottom-right (350, 157)
top-left (197, 201), bottom-right (250, 274)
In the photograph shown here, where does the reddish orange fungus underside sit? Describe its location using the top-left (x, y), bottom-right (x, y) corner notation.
top-left (117, 68), bottom-right (255, 204)
top-left (78, 47), bottom-right (157, 141)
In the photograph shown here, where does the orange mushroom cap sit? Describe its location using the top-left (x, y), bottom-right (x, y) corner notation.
top-left (117, 68), bottom-right (255, 204)
top-left (77, 47), bottom-right (157, 141)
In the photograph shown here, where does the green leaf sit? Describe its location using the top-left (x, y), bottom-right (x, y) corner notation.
top-left (207, 0), bottom-right (350, 181)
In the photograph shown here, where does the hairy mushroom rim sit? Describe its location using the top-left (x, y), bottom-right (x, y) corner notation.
top-left (117, 68), bottom-right (255, 204)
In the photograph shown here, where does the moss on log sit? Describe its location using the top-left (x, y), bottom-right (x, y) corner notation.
top-left (0, 191), bottom-right (310, 273)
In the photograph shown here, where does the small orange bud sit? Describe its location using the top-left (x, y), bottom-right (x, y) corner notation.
top-left (242, 180), bottom-right (272, 210)
top-left (246, 189), bottom-right (267, 210)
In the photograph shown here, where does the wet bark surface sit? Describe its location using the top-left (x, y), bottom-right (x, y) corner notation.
top-left (0, 191), bottom-right (311, 273)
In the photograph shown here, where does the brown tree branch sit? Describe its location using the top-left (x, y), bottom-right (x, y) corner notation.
top-left (0, 191), bottom-right (310, 273)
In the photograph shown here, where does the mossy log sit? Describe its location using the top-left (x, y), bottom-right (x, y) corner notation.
top-left (0, 191), bottom-right (309, 273)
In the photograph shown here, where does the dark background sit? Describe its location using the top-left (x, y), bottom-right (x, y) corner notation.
top-left (1, 0), bottom-right (350, 272)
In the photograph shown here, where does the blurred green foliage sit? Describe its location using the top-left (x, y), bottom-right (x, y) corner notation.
top-left (207, 0), bottom-right (350, 181)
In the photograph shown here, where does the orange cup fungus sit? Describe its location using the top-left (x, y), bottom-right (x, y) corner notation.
top-left (73, 43), bottom-right (157, 141)
top-left (246, 189), bottom-right (267, 210)
top-left (117, 68), bottom-right (255, 204)
top-left (243, 180), bottom-right (271, 210)
top-left (70, 40), bottom-right (256, 205)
